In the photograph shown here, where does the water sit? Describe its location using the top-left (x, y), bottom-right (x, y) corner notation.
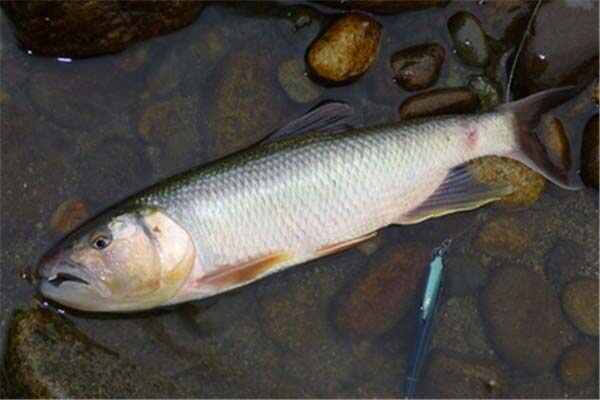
top-left (1, 1), bottom-right (598, 397)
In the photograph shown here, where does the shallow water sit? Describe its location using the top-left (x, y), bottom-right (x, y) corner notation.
top-left (1, 1), bottom-right (598, 397)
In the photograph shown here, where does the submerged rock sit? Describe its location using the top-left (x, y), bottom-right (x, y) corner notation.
top-left (467, 75), bottom-right (501, 112)
top-left (445, 254), bottom-right (489, 297)
top-left (319, 0), bottom-right (446, 14)
top-left (481, 266), bottom-right (566, 374)
top-left (468, 157), bottom-right (545, 208)
top-left (420, 351), bottom-right (506, 398)
top-left (5, 309), bottom-right (183, 398)
top-left (581, 114), bottom-right (599, 189)
top-left (137, 95), bottom-right (204, 173)
top-left (335, 244), bottom-right (428, 338)
top-left (390, 43), bottom-right (445, 91)
top-left (544, 240), bottom-right (585, 293)
top-left (448, 12), bottom-right (490, 68)
top-left (1, 1), bottom-right (204, 58)
top-left (515, 0), bottom-right (599, 95)
top-left (50, 198), bottom-right (90, 235)
top-left (278, 58), bottom-right (323, 103)
top-left (475, 216), bottom-right (529, 257)
top-left (307, 13), bottom-right (381, 83)
top-left (398, 87), bottom-right (478, 119)
top-left (559, 343), bottom-right (598, 387)
top-left (431, 296), bottom-right (494, 359)
top-left (561, 279), bottom-right (599, 336)
top-left (208, 51), bottom-right (286, 157)
top-left (540, 117), bottom-right (571, 170)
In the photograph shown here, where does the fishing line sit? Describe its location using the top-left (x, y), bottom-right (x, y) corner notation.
top-left (505, 0), bottom-right (544, 102)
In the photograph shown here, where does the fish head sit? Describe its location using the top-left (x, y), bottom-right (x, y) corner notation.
top-left (36, 207), bottom-right (196, 312)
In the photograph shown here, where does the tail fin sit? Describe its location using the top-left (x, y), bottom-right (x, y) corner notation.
top-left (498, 87), bottom-right (583, 190)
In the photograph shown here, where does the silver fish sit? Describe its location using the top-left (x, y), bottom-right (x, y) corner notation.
top-left (36, 88), bottom-right (580, 312)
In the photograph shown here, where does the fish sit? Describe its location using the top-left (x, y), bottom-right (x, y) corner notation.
top-left (35, 87), bottom-right (581, 312)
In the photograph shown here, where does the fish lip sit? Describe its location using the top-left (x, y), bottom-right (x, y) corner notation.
top-left (38, 262), bottom-right (110, 298)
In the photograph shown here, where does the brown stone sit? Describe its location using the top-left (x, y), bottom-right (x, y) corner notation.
top-left (581, 114), bottom-right (599, 188)
top-left (319, 0), bottom-right (446, 14)
top-left (562, 279), bottom-right (599, 336)
top-left (50, 199), bottom-right (90, 235)
top-left (398, 88), bottom-right (478, 120)
top-left (1, 1), bottom-right (205, 58)
top-left (559, 343), bottom-right (598, 386)
top-left (307, 13), bottom-right (381, 83)
top-left (390, 43), bottom-right (445, 91)
top-left (481, 267), bottom-right (566, 373)
top-left (335, 244), bottom-right (428, 338)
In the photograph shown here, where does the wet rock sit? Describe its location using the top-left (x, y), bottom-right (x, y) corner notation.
top-left (257, 262), bottom-right (355, 395)
top-left (445, 253), bottom-right (489, 297)
top-left (0, 51), bottom-right (31, 90)
top-left (208, 51), bottom-right (286, 156)
top-left (468, 157), bottom-right (545, 207)
top-left (137, 95), bottom-right (203, 172)
top-left (398, 87), bottom-right (478, 119)
top-left (468, 75), bottom-right (501, 112)
top-left (28, 66), bottom-right (138, 130)
top-left (277, 58), bottom-right (323, 103)
top-left (77, 136), bottom-right (152, 205)
top-left (319, 0), bottom-right (446, 14)
top-left (143, 49), bottom-right (189, 99)
top-left (114, 45), bottom-right (150, 73)
top-left (559, 343), bottom-right (598, 386)
top-left (5, 309), bottom-right (183, 398)
top-left (477, 0), bottom-right (534, 44)
top-left (448, 12), bottom-right (490, 67)
top-left (510, 371), bottom-right (565, 398)
top-left (540, 117), bottom-right (571, 170)
top-left (561, 279), bottom-right (599, 336)
top-left (335, 244), bottom-right (428, 338)
top-left (189, 27), bottom-right (229, 70)
top-left (474, 216), bottom-right (529, 257)
top-left (1, 1), bottom-right (205, 58)
top-left (420, 351), bottom-right (506, 398)
top-left (515, 0), bottom-right (599, 95)
top-left (307, 13), bottom-right (381, 83)
top-left (390, 43), bottom-right (445, 91)
top-left (431, 296), bottom-right (495, 359)
top-left (50, 198), bottom-right (90, 235)
top-left (581, 114), bottom-right (599, 188)
top-left (544, 240), bottom-right (585, 293)
top-left (276, 5), bottom-right (326, 53)
top-left (481, 266), bottom-right (566, 373)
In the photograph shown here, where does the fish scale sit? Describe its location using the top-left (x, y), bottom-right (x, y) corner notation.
top-left (135, 114), bottom-right (505, 280)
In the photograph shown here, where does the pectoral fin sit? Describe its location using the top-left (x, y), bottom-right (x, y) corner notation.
top-left (397, 165), bottom-right (513, 225)
top-left (202, 252), bottom-right (292, 288)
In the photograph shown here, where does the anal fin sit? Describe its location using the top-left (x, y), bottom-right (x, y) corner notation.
top-left (397, 165), bottom-right (513, 225)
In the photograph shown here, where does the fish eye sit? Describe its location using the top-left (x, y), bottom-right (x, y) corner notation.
top-left (91, 235), bottom-right (111, 250)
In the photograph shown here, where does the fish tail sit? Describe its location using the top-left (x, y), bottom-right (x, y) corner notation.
top-left (498, 86), bottom-right (583, 190)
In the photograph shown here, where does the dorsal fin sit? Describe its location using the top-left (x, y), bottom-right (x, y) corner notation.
top-left (262, 101), bottom-right (358, 144)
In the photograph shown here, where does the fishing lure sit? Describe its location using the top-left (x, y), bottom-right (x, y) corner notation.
top-left (403, 238), bottom-right (451, 398)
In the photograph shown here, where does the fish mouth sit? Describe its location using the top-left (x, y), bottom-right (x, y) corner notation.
top-left (46, 271), bottom-right (90, 287)
top-left (38, 261), bottom-right (94, 289)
